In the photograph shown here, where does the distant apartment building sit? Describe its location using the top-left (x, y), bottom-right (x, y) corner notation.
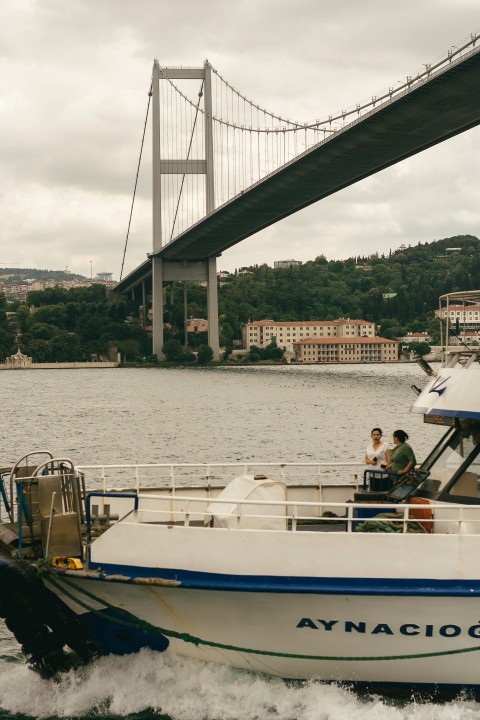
top-left (274, 259), bottom-right (302, 269)
top-left (0, 275), bottom-right (117, 301)
top-left (242, 319), bottom-right (376, 352)
top-left (0, 284), bottom-right (30, 300)
top-left (293, 337), bottom-right (398, 363)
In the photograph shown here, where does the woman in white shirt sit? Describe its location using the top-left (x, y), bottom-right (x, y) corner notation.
top-left (364, 427), bottom-right (391, 471)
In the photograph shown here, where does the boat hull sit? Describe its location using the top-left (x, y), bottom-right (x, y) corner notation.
top-left (42, 568), bottom-right (480, 692)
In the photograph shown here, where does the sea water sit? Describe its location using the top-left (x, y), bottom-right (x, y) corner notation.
top-left (1, 364), bottom-right (479, 720)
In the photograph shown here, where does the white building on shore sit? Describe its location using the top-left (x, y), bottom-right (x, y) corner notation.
top-left (242, 319), bottom-right (376, 352)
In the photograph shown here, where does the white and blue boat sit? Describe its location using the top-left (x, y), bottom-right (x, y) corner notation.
top-left (1, 289), bottom-right (480, 696)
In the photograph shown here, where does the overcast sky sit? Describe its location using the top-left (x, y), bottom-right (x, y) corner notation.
top-left (1, 0), bottom-right (479, 279)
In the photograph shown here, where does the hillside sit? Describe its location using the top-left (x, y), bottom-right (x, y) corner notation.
top-left (0, 268), bottom-right (86, 284)
top-left (0, 234), bottom-right (478, 361)
top-left (212, 234), bottom-right (480, 344)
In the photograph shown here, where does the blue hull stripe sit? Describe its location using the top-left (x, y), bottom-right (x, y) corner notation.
top-left (87, 562), bottom-right (480, 597)
top-left (414, 407), bottom-right (480, 420)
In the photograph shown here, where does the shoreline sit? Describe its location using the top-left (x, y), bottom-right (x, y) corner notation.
top-left (0, 359), bottom-right (421, 370)
top-left (0, 361), bottom-right (118, 370)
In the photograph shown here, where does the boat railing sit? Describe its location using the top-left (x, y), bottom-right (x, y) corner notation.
top-left (1, 461), bottom-right (363, 525)
top-left (76, 461), bottom-right (365, 493)
top-left (85, 489), bottom-right (480, 536)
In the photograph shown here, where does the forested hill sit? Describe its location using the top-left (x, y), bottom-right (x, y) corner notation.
top-left (215, 235), bottom-right (480, 342)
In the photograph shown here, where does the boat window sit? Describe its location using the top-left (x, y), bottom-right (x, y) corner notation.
top-left (421, 429), bottom-right (479, 492)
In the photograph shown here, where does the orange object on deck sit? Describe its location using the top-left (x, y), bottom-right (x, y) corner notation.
top-left (409, 497), bottom-right (433, 533)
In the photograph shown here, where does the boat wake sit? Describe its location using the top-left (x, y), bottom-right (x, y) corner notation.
top-left (0, 649), bottom-right (480, 720)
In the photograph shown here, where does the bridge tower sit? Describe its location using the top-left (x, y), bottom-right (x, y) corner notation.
top-left (151, 60), bottom-right (220, 360)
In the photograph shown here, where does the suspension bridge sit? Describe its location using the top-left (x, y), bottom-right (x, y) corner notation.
top-left (116, 35), bottom-right (480, 359)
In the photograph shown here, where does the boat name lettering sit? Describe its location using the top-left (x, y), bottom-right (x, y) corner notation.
top-left (296, 618), bottom-right (480, 638)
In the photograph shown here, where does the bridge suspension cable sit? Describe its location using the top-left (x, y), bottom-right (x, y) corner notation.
top-left (159, 30), bottom-right (479, 133)
top-left (122, 30), bottom-right (479, 257)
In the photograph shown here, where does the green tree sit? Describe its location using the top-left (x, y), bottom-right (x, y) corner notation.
top-left (0, 294), bottom-right (15, 359)
top-left (32, 304), bottom-right (67, 328)
top-left (187, 330), bottom-right (208, 349)
top-left (248, 345), bottom-right (262, 362)
top-left (197, 345), bottom-right (214, 364)
top-left (22, 339), bottom-right (50, 362)
top-left (16, 304), bottom-right (30, 334)
top-left (222, 341), bottom-right (233, 361)
top-left (118, 339), bottom-right (141, 362)
top-left (162, 339), bottom-right (185, 361)
top-left (262, 339), bottom-right (284, 360)
top-left (407, 341), bottom-right (431, 357)
top-left (30, 323), bottom-right (57, 340)
top-left (0, 327), bottom-right (14, 360)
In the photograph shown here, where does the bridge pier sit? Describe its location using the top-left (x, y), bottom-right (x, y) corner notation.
top-left (207, 257), bottom-right (220, 360)
top-left (151, 258), bottom-right (220, 360)
top-left (149, 60), bottom-right (219, 361)
top-left (152, 257), bottom-right (164, 358)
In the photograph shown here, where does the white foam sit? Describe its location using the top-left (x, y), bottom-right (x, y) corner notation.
top-left (1, 649), bottom-right (480, 719)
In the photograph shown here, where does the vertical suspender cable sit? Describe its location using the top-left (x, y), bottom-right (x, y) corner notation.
top-left (170, 79), bottom-right (205, 240)
top-left (119, 79), bottom-right (152, 282)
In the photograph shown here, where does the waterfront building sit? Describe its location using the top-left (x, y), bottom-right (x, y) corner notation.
top-left (435, 305), bottom-right (480, 329)
top-left (4, 348), bottom-right (32, 368)
top-left (242, 319), bottom-right (376, 352)
top-left (293, 337), bottom-right (398, 363)
top-left (398, 331), bottom-right (432, 344)
top-left (447, 330), bottom-right (480, 346)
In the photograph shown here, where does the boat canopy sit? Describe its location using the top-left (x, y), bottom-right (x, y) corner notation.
top-left (411, 290), bottom-right (480, 421)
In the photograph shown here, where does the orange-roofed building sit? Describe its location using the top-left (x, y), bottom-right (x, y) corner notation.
top-left (293, 336), bottom-right (398, 363)
top-left (242, 318), bottom-right (376, 351)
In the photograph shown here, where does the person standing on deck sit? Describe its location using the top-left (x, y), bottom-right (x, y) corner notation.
top-left (364, 427), bottom-right (391, 470)
top-left (388, 430), bottom-right (416, 476)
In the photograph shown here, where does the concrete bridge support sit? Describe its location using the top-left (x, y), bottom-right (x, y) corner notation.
top-left (151, 258), bottom-right (220, 360)
top-left (152, 257), bottom-right (164, 358)
top-left (150, 60), bottom-right (219, 361)
top-left (207, 256), bottom-right (220, 359)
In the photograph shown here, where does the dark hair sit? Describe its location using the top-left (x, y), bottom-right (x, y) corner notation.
top-left (371, 427), bottom-right (383, 435)
top-left (393, 430), bottom-right (409, 443)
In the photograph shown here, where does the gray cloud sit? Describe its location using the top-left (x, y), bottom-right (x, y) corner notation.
top-left (1, 0), bottom-right (479, 277)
